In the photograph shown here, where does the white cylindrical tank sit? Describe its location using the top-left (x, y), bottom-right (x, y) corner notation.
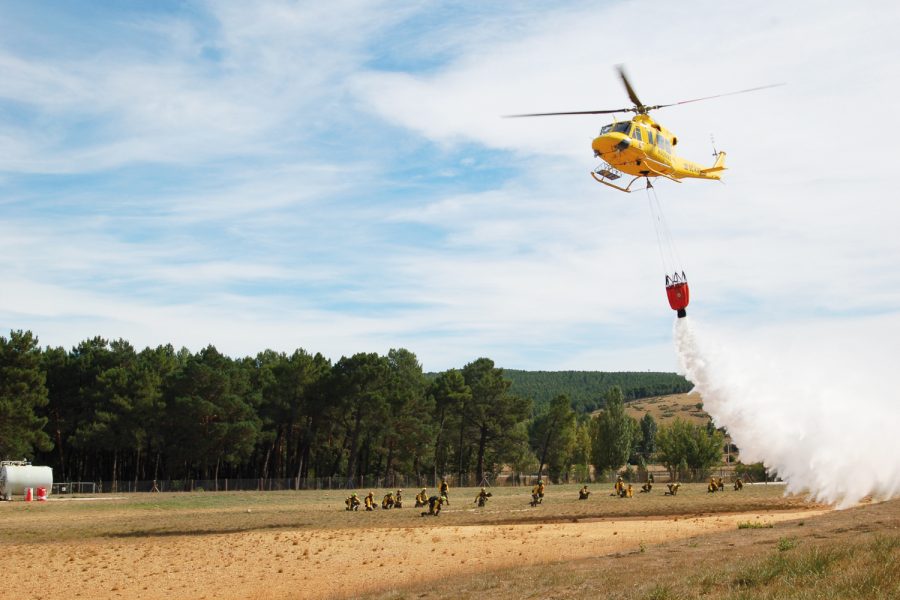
top-left (0, 464), bottom-right (53, 501)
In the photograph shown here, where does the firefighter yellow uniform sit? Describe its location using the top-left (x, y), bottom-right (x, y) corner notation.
top-left (474, 487), bottom-right (492, 507)
top-left (345, 493), bottom-right (360, 511)
top-left (364, 491), bottom-right (376, 510)
top-left (415, 488), bottom-right (428, 507)
top-left (733, 477), bottom-right (743, 491)
top-left (530, 480), bottom-right (545, 506)
top-left (395, 489), bottom-right (403, 508)
top-left (381, 492), bottom-right (395, 509)
top-left (439, 479), bottom-right (450, 505)
top-left (421, 495), bottom-right (444, 516)
top-left (578, 486), bottom-right (590, 500)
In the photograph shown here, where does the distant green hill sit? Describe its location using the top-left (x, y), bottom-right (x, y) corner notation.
top-left (502, 370), bottom-right (693, 414)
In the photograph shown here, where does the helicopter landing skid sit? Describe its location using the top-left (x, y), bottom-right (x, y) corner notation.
top-left (590, 170), bottom-right (648, 193)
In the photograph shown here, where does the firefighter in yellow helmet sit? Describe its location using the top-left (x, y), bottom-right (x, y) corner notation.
top-left (439, 478), bottom-right (450, 505)
top-left (421, 494), bottom-right (445, 517)
top-left (364, 491), bottom-right (377, 510)
top-left (415, 488), bottom-right (428, 507)
top-left (395, 489), bottom-right (403, 508)
top-left (345, 492), bottom-right (360, 511)
top-left (381, 491), bottom-right (395, 509)
top-left (578, 485), bottom-right (590, 500)
top-left (733, 477), bottom-right (744, 491)
top-left (530, 479), bottom-right (545, 507)
top-left (474, 487), bottom-right (492, 507)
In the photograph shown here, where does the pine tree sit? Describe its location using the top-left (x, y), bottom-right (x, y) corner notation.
top-left (0, 330), bottom-right (52, 459)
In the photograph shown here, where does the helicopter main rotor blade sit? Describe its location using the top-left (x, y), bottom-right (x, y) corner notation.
top-left (617, 65), bottom-right (644, 110)
top-left (503, 76), bottom-right (783, 119)
top-left (652, 83), bottom-right (784, 110)
top-left (504, 108), bottom-right (632, 118)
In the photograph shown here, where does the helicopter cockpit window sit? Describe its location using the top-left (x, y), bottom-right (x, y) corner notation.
top-left (601, 122), bottom-right (633, 136)
top-left (613, 122), bottom-right (631, 134)
top-left (632, 128), bottom-right (643, 142)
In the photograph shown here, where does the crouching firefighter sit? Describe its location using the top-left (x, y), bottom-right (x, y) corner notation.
top-left (530, 479), bottom-right (545, 507)
top-left (421, 495), bottom-right (445, 517)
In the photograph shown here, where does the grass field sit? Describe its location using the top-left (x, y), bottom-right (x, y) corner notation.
top-left (0, 484), bottom-right (896, 599)
top-left (373, 496), bottom-right (900, 600)
top-left (0, 482), bottom-right (814, 540)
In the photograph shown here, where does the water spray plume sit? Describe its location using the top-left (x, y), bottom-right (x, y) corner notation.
top-left (674, 316), bottom-right (900, 508)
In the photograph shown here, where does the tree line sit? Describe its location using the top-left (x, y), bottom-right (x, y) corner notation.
top-left (0, 330), bottom-right (724, 487)
top-left (502, 369), bottom-right (693, 413)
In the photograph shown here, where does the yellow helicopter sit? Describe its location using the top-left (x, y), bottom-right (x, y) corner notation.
top-left (508, 67), bottom-right (780, 193)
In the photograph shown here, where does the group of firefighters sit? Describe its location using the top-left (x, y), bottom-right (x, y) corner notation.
top-left (345, 478), bottom-right (455, 516)
top-left (344, 473), bottom-right (746, 514)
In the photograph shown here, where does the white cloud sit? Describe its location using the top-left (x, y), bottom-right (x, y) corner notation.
top-left (352, 0), bottom-right (900, 324)
top-left (2, 1), bottom-right (899, 372)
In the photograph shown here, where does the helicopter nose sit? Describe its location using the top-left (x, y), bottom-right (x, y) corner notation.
top-left (592, 134), bottom-right (629, 156)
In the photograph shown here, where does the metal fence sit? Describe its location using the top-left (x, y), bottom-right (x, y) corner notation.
top-left (52, 466), bottom-right (748, 494)
top-left (59, 475), bottom-right (495, 494)
top-left (51, 482), bottom-right (96, 494)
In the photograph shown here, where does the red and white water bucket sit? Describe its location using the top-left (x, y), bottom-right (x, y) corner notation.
top-left (36, 487), bottom-right (48, 501)
top-left (23, 488), bottom-right (33, 502)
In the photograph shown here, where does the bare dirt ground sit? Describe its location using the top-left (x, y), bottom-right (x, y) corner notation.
top-left (0, 484), bottom-right (840, 600)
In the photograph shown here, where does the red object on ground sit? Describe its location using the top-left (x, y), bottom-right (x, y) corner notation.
top-left (36, 487), bottom-right (48, 501)
top-left (666, 281), bottom-right (690, 318)
top-left (24, 487), bottom-right (33, 502)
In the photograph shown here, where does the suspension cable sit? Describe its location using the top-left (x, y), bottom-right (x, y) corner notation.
top-left (646, 183), bottom-right (683, 278)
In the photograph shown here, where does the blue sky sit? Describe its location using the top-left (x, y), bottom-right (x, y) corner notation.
top-left (2, 0), bottom-right (899, 371)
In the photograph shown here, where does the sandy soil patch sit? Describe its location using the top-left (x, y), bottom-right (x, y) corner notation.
top-left (2, 508), bottom-right (825, 600)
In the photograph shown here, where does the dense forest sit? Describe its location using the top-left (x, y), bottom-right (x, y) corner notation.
top-left (502, 370), bottom-right (692, 413)
top-left (0, 330), bottom-right (721, 487)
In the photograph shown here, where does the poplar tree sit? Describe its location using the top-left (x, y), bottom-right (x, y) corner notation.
top-left (655, 418), bottom-right (724, 481)
top-left (590, 386), bottom-right (635, 476)
top-left (639, 412), bottom-right (658, 456)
